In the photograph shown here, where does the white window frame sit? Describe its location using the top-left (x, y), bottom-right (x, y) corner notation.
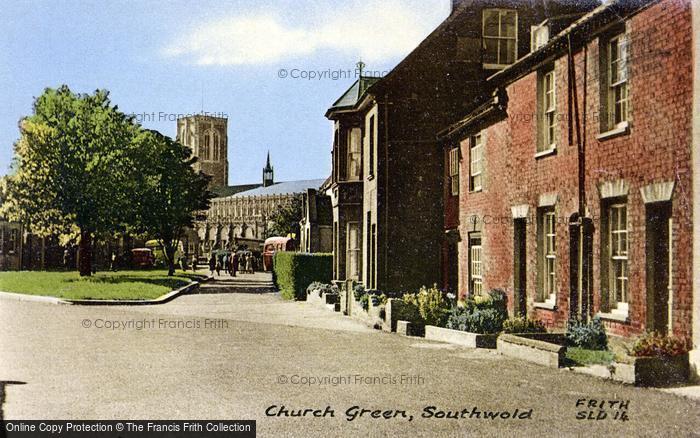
top-left (346, 222), bottom-right (361, 281)
top-left (609, 203), bottom-right (629, 315)
top-left (347, 128), bottom-right (362, 181)
top-left (537, 209), bottom-right (557, 305)
top-left (470, 133), bottom-right (483, 192)
top-left (449, 147), bottom-right (460, 196)
top-left (608, 34), bottom-right (629, 130)
top-left (539, 69), bottom-right (557, 153)
top-left (482, 9), bottom-right (518, 69)
top-left (469, 234), bottom-right (483, 297)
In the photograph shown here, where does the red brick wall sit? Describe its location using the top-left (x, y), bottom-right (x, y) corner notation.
top-left (457, 0), bottom-right (694, 338)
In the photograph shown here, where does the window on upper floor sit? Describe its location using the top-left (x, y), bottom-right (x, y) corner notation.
top-left (469, 133), bottom-right (483, 192)
top-left (608, 34), bottom-right (629, 128)
top-left (347, 127), bottom-right (362, 181)
top-left (599, 31), bottom-right (630, 135)
top-left (482, 9), bottom-right (518, 69)
top-left (530, 23), bottom-right (549, 52)
top-left (212, 130), bottom-right (221, 161)
top-left (202, 131), bottom-right (211, 161)
top-left (449, 147), bottom-right (460, 196)
top-left (537, 67), bottom-right (557, 154)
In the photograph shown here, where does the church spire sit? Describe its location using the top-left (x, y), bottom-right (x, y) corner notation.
top-left (265, 151), bottom-right (272, 171)
top-left (262, 151), bottom-right (274, 187)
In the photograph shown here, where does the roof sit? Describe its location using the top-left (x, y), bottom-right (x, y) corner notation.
top-left (229, 179), bottom-right (327, 198)
top-left (440, 0), bottom-right (651, 140)
top-left (212, 184), bottom-right (262, 198)
top-left (488, 0), bottom-right (654, 86)
top-left (326, 76), bottom-right (381, 116)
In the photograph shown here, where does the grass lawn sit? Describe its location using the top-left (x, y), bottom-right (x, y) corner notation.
top-left (566, 347), bottom-right (615, 366)
top-left (0, 270), bottom-right (205, 300)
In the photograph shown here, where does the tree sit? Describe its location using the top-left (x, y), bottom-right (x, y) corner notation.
top-left (133, 130), bottom-right (212, 276)
top-left (266, 196), bottom-right (302, 240)
top-left (1, 86), bottom-right (140, 276)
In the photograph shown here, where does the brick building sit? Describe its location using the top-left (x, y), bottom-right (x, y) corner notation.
top-left (440, 0), bottom-right (697, 356)
top-left (327, 0), bottom-right (596, 293)
top-left (299, 179), bottom-right (333, 254)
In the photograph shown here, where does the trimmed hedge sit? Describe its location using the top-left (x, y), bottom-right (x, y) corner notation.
top-left (273, 252), bottom-right (332, 300)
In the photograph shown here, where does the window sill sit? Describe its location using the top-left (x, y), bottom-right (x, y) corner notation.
top-left (534, 301), bottom-right (557, 310)
top-left (469, 189), bottom-right (483, 194)
top-left (597, 122), bottom-right (630, 141)
top-left (483, 63), bottom-right (512, 70)
top-left (597, 311), bottom-right (629, 323)
top-left (534, 147), bottom-right (556, 159)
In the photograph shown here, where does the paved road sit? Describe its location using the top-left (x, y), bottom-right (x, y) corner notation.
top-left (1, 273), bottom-right (699, 437)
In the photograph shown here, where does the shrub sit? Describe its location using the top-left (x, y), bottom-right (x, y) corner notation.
top-left (444, 289), bottom-right (509, 334)
top-left (445, 306), bottom-right (505, 334)
top-left (503, 317), bottom-right (547, 334)
top-left (631, 332), bottom-right (690, 358)
top-left (402, 285), bottom-right (450, 327)
top-left (307, 282), bottom-right (337, 298)
top-left (273, 252), bottom-right (332, 300)
top-left (359, 294), bottom-right (370, 311)
top-left (306, 281), bottom-right (324, 296)
top-left (353, 284), bottom-right (367, 301)
top-left (566, 317), bottom-right (608, 350)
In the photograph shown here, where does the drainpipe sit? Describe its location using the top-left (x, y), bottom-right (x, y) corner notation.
top-left (568, 33), bottom-right (587, 321)
top-left (383, 93), bottom-right (390, 293)
top-left (691, 0), bottom-right (700, 378)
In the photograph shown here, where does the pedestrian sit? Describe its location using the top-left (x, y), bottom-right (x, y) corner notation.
top-left (229, 253), bottom-right (237, 277)
top-left (223, 253), bottom-right (229, 275)
top-left (245, 253), bottom-right (253, 274)
top-left (179, 256), bottom-right (187, 272)
top-left (242, 253), bottom-right (249, 274)
top-left (110, 252), bottom-right (118, 272)
top-left (208, 254), bottom-right (216, 276)
top-left (192, 256), bottom-right (198, 272)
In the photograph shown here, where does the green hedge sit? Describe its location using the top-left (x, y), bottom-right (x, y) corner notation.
top-left (273, 252), bottom-right (332, 300)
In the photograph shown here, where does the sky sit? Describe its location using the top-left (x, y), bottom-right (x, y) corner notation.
top-left (0, 0), bottom-right (449, 185)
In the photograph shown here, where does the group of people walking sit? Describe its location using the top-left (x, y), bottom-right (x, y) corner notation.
top-left (208, 251), bottom-right (256, 277)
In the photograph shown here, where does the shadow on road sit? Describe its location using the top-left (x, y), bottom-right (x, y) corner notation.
top-left (0, 380), bottom-right (27, 434)
top-left (190, 276), bottom-right (277, 295)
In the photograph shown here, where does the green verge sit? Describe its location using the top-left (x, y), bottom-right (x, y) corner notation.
top-left (0, 270), bottom-right (205, 300)
top-left (566, 347), bottom-right (615, 366)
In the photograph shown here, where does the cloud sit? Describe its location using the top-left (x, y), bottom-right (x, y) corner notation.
top-left (162, 0), bottom-right (448, 66)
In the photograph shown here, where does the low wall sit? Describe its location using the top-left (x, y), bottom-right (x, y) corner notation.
top-left (498, 333), bottom-right (567, 368)
top-left (425, 326), bottom-right (497, 349)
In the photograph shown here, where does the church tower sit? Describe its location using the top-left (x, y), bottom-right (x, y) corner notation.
top-left (176, 115), bottom-right (229, 189)
top-left (262, 151), bottom-right (274, 187)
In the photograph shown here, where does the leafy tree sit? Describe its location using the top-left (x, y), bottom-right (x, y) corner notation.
top-left (132, 130), bottom-right (212, 276)
top-left (1, 86), bottom-right (139, 276)
top-left (266, 195), bottom-right (302, 240)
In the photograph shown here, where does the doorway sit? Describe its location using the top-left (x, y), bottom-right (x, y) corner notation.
top-left (646, 202), bottom-right (672, 334)
top-left (513, 219), bottom-right (527, 316)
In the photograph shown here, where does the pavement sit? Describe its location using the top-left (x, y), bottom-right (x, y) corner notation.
top-left (1, 272), bottom-right (699, 437)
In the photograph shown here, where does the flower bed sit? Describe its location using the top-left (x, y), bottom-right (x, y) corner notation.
top-left (614, 333), bottom-right (691, 386)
